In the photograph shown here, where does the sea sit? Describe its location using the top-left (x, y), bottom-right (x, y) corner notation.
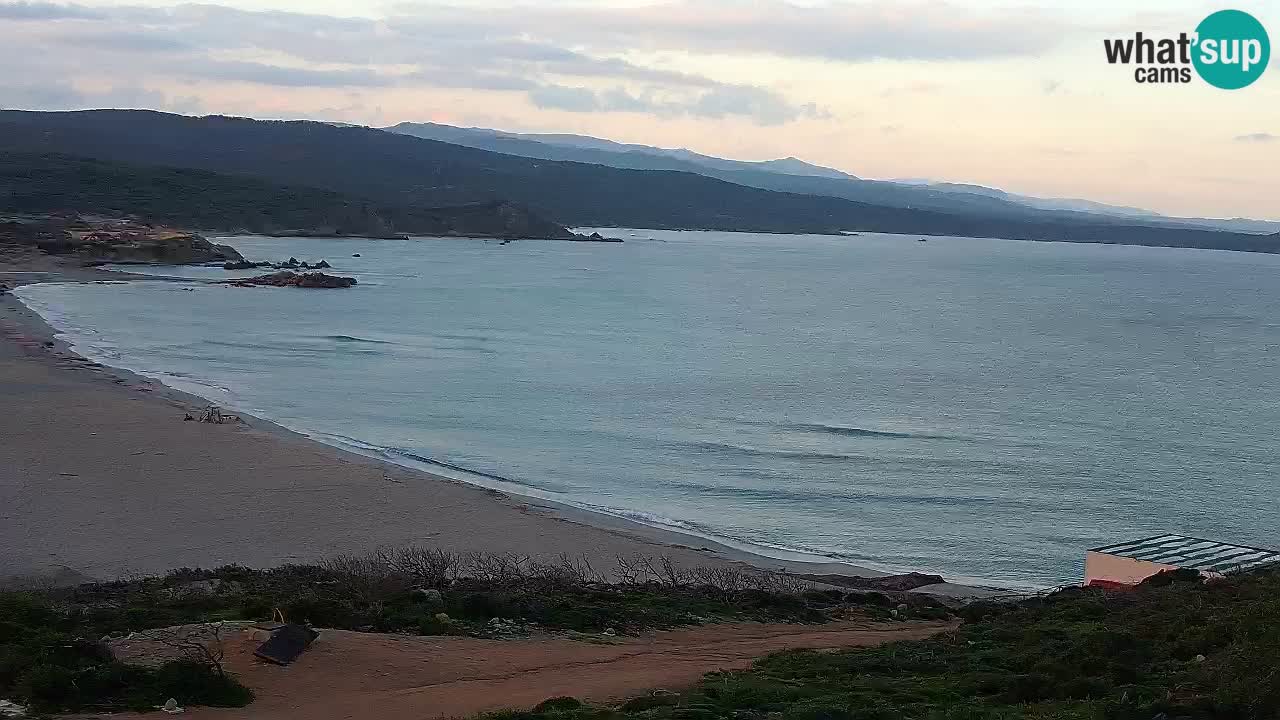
top-left (15, 229), bottom-right (1280, 588)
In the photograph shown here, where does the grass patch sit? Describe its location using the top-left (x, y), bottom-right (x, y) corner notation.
top-left (0, 593), bottom-right (251, 714)
top-left (485, 569), bottom-right (1280, 720)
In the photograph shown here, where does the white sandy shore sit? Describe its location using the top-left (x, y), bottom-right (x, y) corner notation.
top-left (0, 256), bottom-right (1000, 598)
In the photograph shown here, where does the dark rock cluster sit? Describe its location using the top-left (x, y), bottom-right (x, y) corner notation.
top-left (231, 271), bottom-right (357, 289)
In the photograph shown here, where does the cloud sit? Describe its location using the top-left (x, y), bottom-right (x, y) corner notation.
top-left (0, 81), bottom-right (198, 113)
top-left (0, 1), bottom-right (100, 20)
top-left (529, 83), bottom-right (826, 125)
top-left (399, 0), bottom-right (1071, 62)
top-left (188, 61), bottom-right (395, 88)
top-left (529, 84), bottom-right (601, 113)
top-left (1235, 133), bottom-right (1276, 143)
top-left (0, 0), bottom-right (834, 125)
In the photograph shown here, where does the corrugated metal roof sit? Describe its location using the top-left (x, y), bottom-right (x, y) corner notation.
top-left (1090, 534), bottom-right (1280, 573)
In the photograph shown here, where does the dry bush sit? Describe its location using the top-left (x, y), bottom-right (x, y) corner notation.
top-left (315, 547), bottom-right (809, 599)
top-left (385, 547), bottom-right (461, 589)
top-left (528, 553), bottom-right (603, 586)
top-left (132, 623), bottom-right (228, 677)
top-left (319, 552), bottom-right (411, 601)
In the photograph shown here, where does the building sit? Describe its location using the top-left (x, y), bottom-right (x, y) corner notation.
top-left (1085, 534), bottom-right (1280, 588)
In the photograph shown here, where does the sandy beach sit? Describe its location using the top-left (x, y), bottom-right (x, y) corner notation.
top-left (1, 252), bottom-right (948, 591)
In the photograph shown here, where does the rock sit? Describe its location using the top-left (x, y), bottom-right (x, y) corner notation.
top-left (223, 260), bottom-right (272, 270)
top-left (1194, 654), bottom-right (1206, 663)
top-left (434, 613), bottom-right (451, 623)
top-left (296, 272), bottom-right (356, 289)
top-left (314, 260), bottom-right (331, 269)
top-left (896, 603), bottom-right (908, 610)
top-left (352, 253), bottom-right (361, 257)
top-left (232, 271), bottom-right (356, 289)
top-left (161, 698), bottom-right (183, 714)
top-left (157, 578), bottom-right (229, 600)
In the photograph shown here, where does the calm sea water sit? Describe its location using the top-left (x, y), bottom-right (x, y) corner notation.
top-left (16, 230), bottom-right (1280, 587)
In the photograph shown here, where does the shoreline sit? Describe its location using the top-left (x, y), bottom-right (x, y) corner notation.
top-left (1, 258), bottom-right (1004, 598)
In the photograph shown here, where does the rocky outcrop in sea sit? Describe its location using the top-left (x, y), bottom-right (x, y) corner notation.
top-left (231, 271), bottom-right (357, 289)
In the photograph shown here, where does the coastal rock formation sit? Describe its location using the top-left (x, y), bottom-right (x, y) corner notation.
top-left (226, 258), bottom-right (332, 271)
top-left (1, 216), bottom-right (244, 265)
top-left (796, 572), bottom-right (946, 592)
top-left (571, 231), bottom-right (623, 243)
top-left (223, 260), bottom-right (273, 270)
top-left (232, 271), bottom-right (357, 289)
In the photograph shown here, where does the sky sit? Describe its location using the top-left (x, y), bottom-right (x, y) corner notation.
top-left (1, 0), bottom-right (1277, 219)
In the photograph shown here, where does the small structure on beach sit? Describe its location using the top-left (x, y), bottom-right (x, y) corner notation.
top-left (1086, 534), bottom-right (1280, 588)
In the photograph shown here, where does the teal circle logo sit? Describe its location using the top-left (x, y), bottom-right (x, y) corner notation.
top-left (1193, 10), bottom-right (1270, 89)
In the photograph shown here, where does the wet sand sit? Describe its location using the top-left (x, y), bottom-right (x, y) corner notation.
top-left (0, 255), bottom-right (910, 588)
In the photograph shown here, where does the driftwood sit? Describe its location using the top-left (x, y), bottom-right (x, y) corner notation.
top-left (196, 406), bottom-right (239, 424)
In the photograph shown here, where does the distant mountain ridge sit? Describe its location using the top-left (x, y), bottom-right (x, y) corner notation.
top-left (386, 122), bottom-right (1279, 234)
top-left (393, 123), bottom-right (858, 180)
top-left (2, 109), bottom-right (1277, 254)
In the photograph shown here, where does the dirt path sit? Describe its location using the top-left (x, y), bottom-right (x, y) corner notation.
top-left (103, 620), bottom-right (951, 720)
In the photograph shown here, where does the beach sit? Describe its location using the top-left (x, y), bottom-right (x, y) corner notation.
top-left (1, 253), bottom-right (912, 590)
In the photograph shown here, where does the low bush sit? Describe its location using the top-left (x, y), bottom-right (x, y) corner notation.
top-left (478, 568), bottom-right (1280, 720)
top-left (0, 593), bottom-right (251, 713)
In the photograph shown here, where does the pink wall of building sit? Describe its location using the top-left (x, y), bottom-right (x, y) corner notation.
top-left (1084, 551), bottom-right (1179, 587)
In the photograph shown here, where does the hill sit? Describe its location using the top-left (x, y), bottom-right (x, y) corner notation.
top-left (2, 110), bottom-right (1277, 253)
top-left (0, 152), bottom-right (572, 239)
top-left (385, 121), bottom-right (1081, 219)
top-left (389, 122), bottom-right (1280, 234)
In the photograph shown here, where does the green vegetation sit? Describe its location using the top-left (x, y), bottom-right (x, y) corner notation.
top-left (0, 152), bottom-right (571, 239)
top-left (0, 550), bottom-right (942, 714)
top-left (488, 569), bottom-right (1280, 720)
top-left (0, 592), bottom-right (251, 714)
top-left (21, 551), bottom-right (943, 638)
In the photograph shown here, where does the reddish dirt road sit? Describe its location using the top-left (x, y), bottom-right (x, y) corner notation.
top-left (101, 620), bottom-right (951, 720)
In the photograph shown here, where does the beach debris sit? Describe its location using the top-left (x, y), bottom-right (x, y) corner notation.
top-left (161, 698), bottom-right (183, 714)
top-left (253, 623), bottom-right (319, 666)
top-left (0, 699), bottom-right (28, 718)
top-left (196, 405), bottom-right (239, 424)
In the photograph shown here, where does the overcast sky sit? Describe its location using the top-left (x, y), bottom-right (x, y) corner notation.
top-left (1, 0), bottom-right (1277, 219)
